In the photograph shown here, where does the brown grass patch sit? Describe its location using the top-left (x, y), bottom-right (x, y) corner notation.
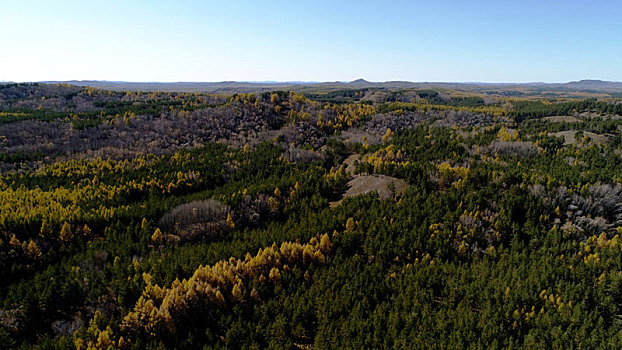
top-left (551, 130), bottom-right (609, 145)
top-left (329, 174), bottom-right (408, 208)
top-left (542, 115), bottom-right (580, 123)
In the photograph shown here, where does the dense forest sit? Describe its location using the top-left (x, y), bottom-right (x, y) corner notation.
top-left (2, 83), bottom-right (622, 349)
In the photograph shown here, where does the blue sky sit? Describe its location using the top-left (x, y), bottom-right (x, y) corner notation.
top-left (1, 0), bottom-right (620, 82)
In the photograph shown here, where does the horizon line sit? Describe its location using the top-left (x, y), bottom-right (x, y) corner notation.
top-left (0, 78), bottom-right (619, 85)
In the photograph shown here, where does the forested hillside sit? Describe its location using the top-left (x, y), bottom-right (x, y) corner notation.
top-left (2, 83), bottom-right (622, 349)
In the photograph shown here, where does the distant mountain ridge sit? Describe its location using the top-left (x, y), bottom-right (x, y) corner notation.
top-left (560, 79), bottom-right (622, 91)
top-left (37, 79), bottom-right (622, 94)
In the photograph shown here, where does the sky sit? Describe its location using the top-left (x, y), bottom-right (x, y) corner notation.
top-left (1, 0), bottom-right (621, 83)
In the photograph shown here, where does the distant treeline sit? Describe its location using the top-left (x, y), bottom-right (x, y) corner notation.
top-left (510, 99), bottom-right (622, 121)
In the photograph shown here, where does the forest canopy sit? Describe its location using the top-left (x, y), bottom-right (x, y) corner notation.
top-left (2, 83), bottom-right (622, 349)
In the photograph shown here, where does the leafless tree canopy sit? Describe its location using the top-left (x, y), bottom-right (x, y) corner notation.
top-left (159, 200), bottom-right (230, 241)
top-left (482, 141), bottom-right (539, 157)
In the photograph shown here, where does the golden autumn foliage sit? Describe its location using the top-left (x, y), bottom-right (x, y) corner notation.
top-left (436, 162), bottom-right (470, 189)
top-left (82, 224), bottom-right (92, 237)
top-left (151, 228), bottom-right (163, 243)
top-left (25, 239), bottom-right (42, 260)
top-left (269, 267), bottom-right (281, 281)
top-left (120, 234), bottom-right (331, 337)
top-left (319, 233), bottom-right (331, 254)
top-left (270, 93), bottom-right (279, 104)
top-left (538, 289), bottom-right (571, 310)
top-left (39, 219), bottom-right (53, 238)
top-left (9, 234), bottom-right (20, 248)
top-left (0, 154), bottom-right (204, 244)
top-left (226, 212), bottom-right (235, 229)
top-left (578, 232), bottom-right (622, 266)
top-left (381, 128), bottom-right (395, 143)
top-left (140, 218), bottom-right (149, 231)
top-left (345, 217), bottom-right (355, 232)
top-left (363, 144), bottom-right (409, 172)
top-left (320, 103), bottom-right (376, 131)
top-left (458, 241), bottom-right (468, 256)
top-left (324, 165), bottom-right (348, 183)
top-left (74, 311), bottom-right (118, 350)
top-left (59, 222), bottom-right (73, 242)
top-left (268, 196), bottom-right (280, 212)
top-left (497, 127), bottom-right (519, 141)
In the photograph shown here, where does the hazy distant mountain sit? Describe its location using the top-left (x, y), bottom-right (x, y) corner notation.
top-left (349, 78), bottom-right (371, 86)
top-left (44, 80), bottom-right (303, 93)
top-left (560, 80), bottom-right (622, 91)
top-left (40, 79), bottom-right (622, 94)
